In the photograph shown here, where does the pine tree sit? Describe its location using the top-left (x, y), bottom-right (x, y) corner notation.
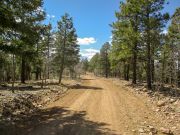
top-left (55, 13), bottom-right (79, 84)
top-left (0, 0), bottom-right (46, 83)
top-left (111, 0), bottom-right (169, 88)
top-left (100, 42), bottom-right (111, 78)
top-left (111, 0), bottom-right (142, 82)
top-left (168, 8), bottom-right (180, 87)
top-left (81, 58), bottom-right (89, 74)
top-left (140, 0), bottom-right (169, 89)
top-left (89, 53), bottom-right (101, 75)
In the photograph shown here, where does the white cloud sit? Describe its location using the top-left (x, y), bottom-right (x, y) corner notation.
top-left (80, 48), bottom-right (99, 60)
top-left (77, 37), bottom-right (96, 45)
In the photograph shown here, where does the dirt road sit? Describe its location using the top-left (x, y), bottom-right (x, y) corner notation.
top-left (24, 74), bottom-right (170, 135)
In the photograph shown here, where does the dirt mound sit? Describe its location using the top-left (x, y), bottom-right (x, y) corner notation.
top-left (0, 84), bottom-right (68, 126)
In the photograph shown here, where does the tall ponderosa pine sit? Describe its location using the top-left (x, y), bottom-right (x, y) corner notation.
top-left (55, 13), bottom-right (79, 84)
top-left (111, 0), bottom-right (169, 89)
top-left (111, 1), bottom-right (139, 81)
top-left (140, 0), bottom-right (169, 89)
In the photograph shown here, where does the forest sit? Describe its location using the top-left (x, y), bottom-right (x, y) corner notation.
top-left (1, 0), bottom-right (179, 91)
top-left (0, 0), bottom-right (180, 135)
top-left (89, 1), bottom-right (180, 90)
top-left (0, 0), bottom-right (80, 91)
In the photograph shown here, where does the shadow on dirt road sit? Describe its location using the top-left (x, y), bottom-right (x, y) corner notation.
top-left (1, 107), bottom-right (117, 135)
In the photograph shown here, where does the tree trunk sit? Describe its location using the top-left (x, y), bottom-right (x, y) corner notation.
top-left (132, 15), bottom-right (138, 84)
top-left (123, 62), bottom-right (126, 80)
top-left (161, 51), bottom-right (166, 84)
top-left (126, 63), bottom-right (130, 81)
top-left (124, 62), bottom-right (130, 81)
top-left (26, 64), bottom-right (31, 80)
top-left (169, 53), bottom-right (174, 86)
top-left (105, 51), bottom-right (108, 78)
top-left (177, 52), bottom-right (180, 87)
top-left (21, 56), bottom-right (26, 83)
top-left (59, 28), bottom-right (67, 84)
top-left (11, 54), bottom-right (15, 93)
top-left (59, 65), bottom-right (64, 84)
top-left (147, 41), bottom-right (152, 89)
top-left (151, 43), bottom-right (155, 84)
top-left (36, 42), bottom-right (40, 80)
top-left (36, 67), bottom-right (40, 80)
top-left (146, 9), bottom-right (152, 90)
top-left (47, 34), bottom-right (50, 79)
top-left (151, 59), bottom-right (155, 83)
top-left (132, 44), bottom-right (137, 84)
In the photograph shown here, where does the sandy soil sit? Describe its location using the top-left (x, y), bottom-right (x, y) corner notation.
top-left (21, 74), bottom-right (174, 135)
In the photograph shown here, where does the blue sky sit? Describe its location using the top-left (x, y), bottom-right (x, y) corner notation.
top-left (43, 0), bottom-right (180, 59)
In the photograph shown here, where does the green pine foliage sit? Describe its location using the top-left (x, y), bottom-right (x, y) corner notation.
top-left (54, 13), bottom-right (80, 84)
